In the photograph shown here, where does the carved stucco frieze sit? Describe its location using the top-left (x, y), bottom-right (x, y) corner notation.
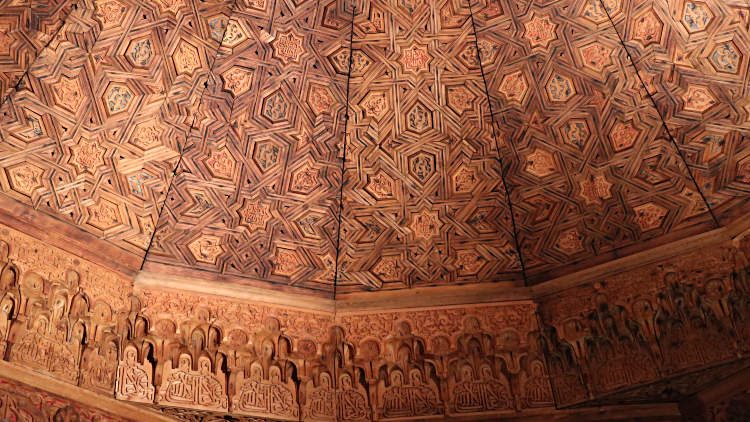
top-left (0, 223), bottom-right (749, 419)
top-left (538, 237), bottom-right (750, 406)
top-left (0, 226), bottom-right (132, 311)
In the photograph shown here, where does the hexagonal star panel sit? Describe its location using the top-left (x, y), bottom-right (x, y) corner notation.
top-left (144, 0), bottom-right (349, 293)
top-left (336, 0), bottom-right (523, 292)
top-left (0, 0), bottom-right (74, 102)
top-left (0, 0), bottom-right (234, 255)
top-left (474, 0), bottom-right (718, 281)
top-left (611, 0), bottom-right (750, 223)
top-left (0, 0), bottom-right (749, 295)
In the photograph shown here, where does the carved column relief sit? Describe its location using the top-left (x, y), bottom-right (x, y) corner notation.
top-left (538, 240), bottom-right (750, 406)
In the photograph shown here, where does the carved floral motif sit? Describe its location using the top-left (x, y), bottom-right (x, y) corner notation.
top-left (222, 67), bottom-right (254, 96)
top-left (69, 137), bottom-right (106, 173)
top-left (52, 77), bottom-right (84, 112)
top-left (498, 71), bottom-right (528, 105)
top-left (524, 14), bottom-right (557, 49)
top-left (0, 223), bottom-right (748, 418)
top-left (683, 85), bottom-right (717, 113)
top-left (632, 9), bottom-right (663, 46)
top-left (7, 163), bottom-right (44, 197)
top-left (410, 209), bottom-right (441, 240)
top-left (173, 40), bottom-right (201, 75)
top-left (399, 44), bottom-right (431, 73)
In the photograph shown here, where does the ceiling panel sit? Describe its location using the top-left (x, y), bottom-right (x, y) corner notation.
top-left (0, 0), bottom-right (233, 257)
top-left (473, 0), bottom-right (718, 281)
top-left (335, 0), bottom-right (523, 292)
top-left (0, 0), bottom-right (748, 293)
top-left (610, 0), bottom-right (750, 223)
top-left (0, 0), bottom-right (74, 102)
top-left (145, 0), bottom-right (349, 293)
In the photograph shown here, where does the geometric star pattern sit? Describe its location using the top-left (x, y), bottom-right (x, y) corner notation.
top-left (612, 0), bottom-right (750, 224)
top-left (0, 0), bottom-right (748, 294)
top-left (473, 0), bottom-right (737, 282)
top-left (144, 0), bottom-right (348, 293)
top-left (337, 0), bottom-right (522, 292)
top-left (0, 1), bottom-right (74, 103)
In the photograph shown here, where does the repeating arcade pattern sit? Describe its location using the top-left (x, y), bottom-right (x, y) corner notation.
top-left (335, 303), bottom-right (554, 418)
top-left (538, 230), bottom-right (750, 406)
top-left (0, 219), bottom-right (552, 420)
top-left (2, 222), bottom-right (750, 419)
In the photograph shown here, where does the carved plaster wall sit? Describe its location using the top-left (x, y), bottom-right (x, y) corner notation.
top-left (538, 236), bottom-right (750, 406)
top-left (0, 376), bottom-right (131, 421)
top-left (0, 222), bottom-right (747, 420)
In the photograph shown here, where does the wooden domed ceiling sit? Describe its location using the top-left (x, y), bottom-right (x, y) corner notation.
top-left (0, 0), bottom-right (748, 295)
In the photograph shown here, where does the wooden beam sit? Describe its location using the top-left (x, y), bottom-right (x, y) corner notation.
top-left (0, 194), bottom-right (141, 276)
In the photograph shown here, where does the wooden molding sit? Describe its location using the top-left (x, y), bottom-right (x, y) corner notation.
top-left (134, 270), bottom-right (336, 313)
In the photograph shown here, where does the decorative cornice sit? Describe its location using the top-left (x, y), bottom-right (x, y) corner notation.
top-left (0, 194), bottom-right (141, 277)
top-left (137, 224), bottom-right (739, 313)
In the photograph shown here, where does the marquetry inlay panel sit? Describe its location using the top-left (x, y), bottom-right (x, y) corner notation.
top-left (0, 0), bottom-right (233, 258)
top-left (144, 0), bottom-right (349, 292)
top-left (335, 0), bottom-right (522, 292)
top-left (473, 0), bottom-right (723, 281)
top-left (0, 0), bottom-right (74, 103)
top-left (610, 0), bottom-right (750, 223)
top-left (0, 0), bottom-right (748, 293)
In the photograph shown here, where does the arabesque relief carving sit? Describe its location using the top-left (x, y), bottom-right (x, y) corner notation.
top-left (337, 304), bottom-right (553, 419)
top-left (1, 224), bottom-right (750, 419)
top-left (0, 226), bottom-right (554, 420)
top-left (0, 376), bottom-right (130, 421)
top-left (539, 233), bottom-right (750, 406)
